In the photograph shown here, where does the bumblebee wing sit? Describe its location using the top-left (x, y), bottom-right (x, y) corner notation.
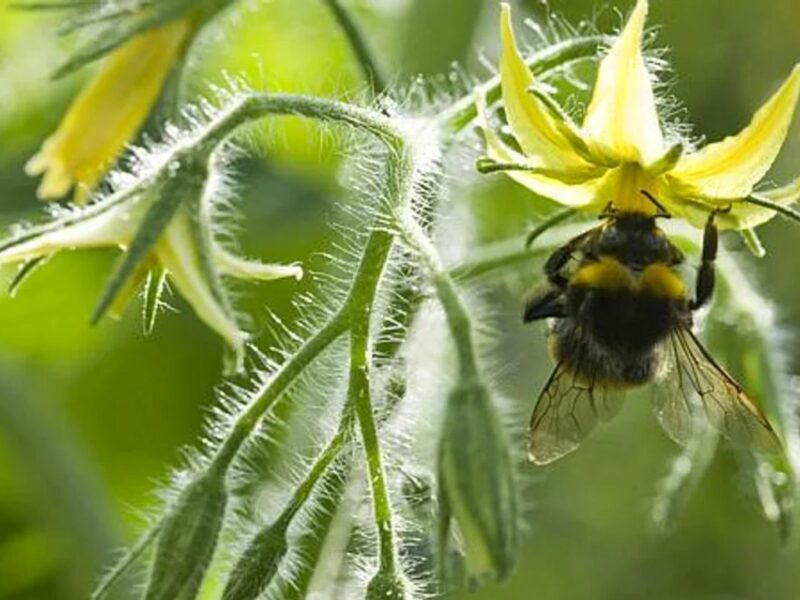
top-left (654, 325), bottom-right (781, 452)
top-left (651, 333), bottom-right (701, 446)
top-left (529, 362), bottom-right (625, 465)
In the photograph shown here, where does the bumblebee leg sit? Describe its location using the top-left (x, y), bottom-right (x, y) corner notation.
top-left (544, 245), bottom-right (574, 289)
top-left (523, 288), bottom-right (565, 322)
top-left (543, 227), bottom-right (599, 288)
top-left (690, 207), bottom-right (729, 310)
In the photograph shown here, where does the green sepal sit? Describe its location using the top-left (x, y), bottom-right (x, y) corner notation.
top-left (740, 228), bottom-right (767, 258)
top-left (91, 520), bottom-right (163, 600)
top-left (52, 12), bottom-right (183, 79)
top-left (142, 265), bottom-right (168, 335)
top-left (107, 255), bottom-right (152, 321)
top-left (91, 159), bottom-right (206, 325)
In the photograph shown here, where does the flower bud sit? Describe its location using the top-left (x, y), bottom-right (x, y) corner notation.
top-left (438, 381), bottom-right (518, 584)
top-left (221, 518), bottom-right (289, 600)
top-left (144, 470), bottom-right (228, 600)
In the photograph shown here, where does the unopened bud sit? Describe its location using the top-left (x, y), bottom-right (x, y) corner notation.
top-left (221, 517), bottom-right (289, 600)
top-left (144, 470), bottom-right (228, 600)
top-left (438, 381), bottom-right (518, 584)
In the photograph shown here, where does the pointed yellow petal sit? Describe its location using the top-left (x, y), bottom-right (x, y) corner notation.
top-left (499, 4), bottom-right (589, 170)
top-left (483, 115), bottom-right (603, 208)
top-left (583, 0), bottom-right (664, 163)
top-left (672, 65), bottom-right (800, 199)
top-left (27, 19), bottom-right (192, 202)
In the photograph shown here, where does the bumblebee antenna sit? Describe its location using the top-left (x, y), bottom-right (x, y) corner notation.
top-left (598, 201), bottom-right (617, 220)
top-left (640, 190), bottom-right (671, 218)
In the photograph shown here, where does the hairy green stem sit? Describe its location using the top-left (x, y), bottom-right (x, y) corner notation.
top-left (322, 0), bottom-right (387, 94)
top-left (342, 147), bottom-right (419, 581)
top-left (450, 239), bottom-right (550, 283)
top-left (182, 92), bottom-right (417, 581)
top-left (744, 195), bottom-right (800, 225)
top-left (212, 314), bottom-right (349, 472)
top-left (92, 521), bottom-right (163, 600)
top-left (279, 414), bottom-right (355, 529)
top-left (193, 94), bottom-right (405, 473)
top-left (395, 213), bottom-right (480, 382)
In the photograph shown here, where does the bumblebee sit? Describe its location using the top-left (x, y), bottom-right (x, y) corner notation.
top-left (523, 192), bottom-right (780, 465)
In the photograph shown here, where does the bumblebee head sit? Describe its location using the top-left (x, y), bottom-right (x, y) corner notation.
top-left (596, 191), bottom-right (677, 270)
top-left (600, 190), bottom-right (671, 224)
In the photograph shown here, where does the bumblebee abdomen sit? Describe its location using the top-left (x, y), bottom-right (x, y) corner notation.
top-left (549, 316), bottom-right (661, 387)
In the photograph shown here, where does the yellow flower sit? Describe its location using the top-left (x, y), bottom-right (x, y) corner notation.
top-left (484, 1), bottom-right (800, 230)
top-left (25, 18), bottom-right (193, 202)
top-left (3, 153), bottom-right (303, 369)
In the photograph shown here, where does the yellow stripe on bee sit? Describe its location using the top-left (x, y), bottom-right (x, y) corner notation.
top-left (571, 256), bottom-right (634, 290)
top-left (639, 263), bottom-right (686, 299)
top-left (571, 256), bottom-right (686, 300)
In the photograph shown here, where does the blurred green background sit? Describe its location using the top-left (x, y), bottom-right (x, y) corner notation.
top-left (1, 0), bottom-right (800, 598)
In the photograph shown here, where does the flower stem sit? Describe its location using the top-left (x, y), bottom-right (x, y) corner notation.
top-left (322, 0), bottom-right (387, 94)
top-left (394, 211), bottom-right (479, 382)
top-left (340, 145), bottom-right (419, 582)
top-left (184, 92), bottom-right (420, 580)
top-left (212, 314), bottom-right (350, 472)
top-left (744, 194), bottom-right (800, 225)
top-left (167, 93), bottom-right (405, 473)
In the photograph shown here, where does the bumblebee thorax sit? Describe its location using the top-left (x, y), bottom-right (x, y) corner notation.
top-left (594, 212), bottom-right (677, 270)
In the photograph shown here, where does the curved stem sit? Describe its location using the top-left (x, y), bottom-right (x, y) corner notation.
top-left (322, 0), bottom-right (387, 94)
top-left (341, 147), bottom-right (418, 579)
top-left (450, 240), bottom-right (551, 283)
top-left (395, 212), bottom-right (479, 382)
top-left (92, 520), bottom-right (163, 600)
top-left (161, 93), bottom-right (404, 473)
top-left (525, 208), bottom-right (577, 247)
top-left (181, 93), bottom-right (417, 580)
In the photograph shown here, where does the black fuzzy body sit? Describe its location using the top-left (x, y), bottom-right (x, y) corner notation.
top-left (526, 212), bottom-right (692, 387)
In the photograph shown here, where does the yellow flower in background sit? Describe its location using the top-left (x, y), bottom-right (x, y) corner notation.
top-left (26, 18), bottom-right (193, 202)
top-left (484, 1), bottom-right (800, 230)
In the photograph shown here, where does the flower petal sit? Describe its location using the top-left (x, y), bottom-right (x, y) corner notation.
top-left (672, 65), bottom-right (800, 199)
top-left (0, 202), bottom-right (137, 264)
top-left (499, 4), bottom-right (590, 170)
top-left (582, 0), bottom-right (664, 164)
top-left (157, 214), bottom-right (244, 356)
top-left (26, 19), bottom-right (192, 201)
top-left (483, 115), bottom-right (604, 208)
